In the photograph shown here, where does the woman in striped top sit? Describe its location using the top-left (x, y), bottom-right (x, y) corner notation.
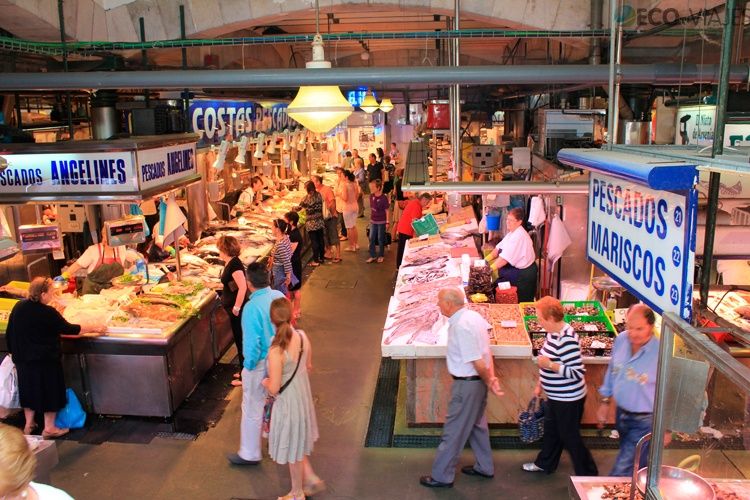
top-left (270, 219), bottom-right (298, 297)
top-left (523, 296), bottom-right (598, 476)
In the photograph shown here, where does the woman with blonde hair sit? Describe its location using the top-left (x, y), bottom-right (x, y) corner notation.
top-left (0, 423), bottom-right (73, 499)
top-left (262, 298), bottom-right (323, 500)
top-left (6, 277), bottom-right (104, 437)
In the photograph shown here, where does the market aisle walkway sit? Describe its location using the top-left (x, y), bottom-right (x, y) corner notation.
top-left (48, 221), bottom-right (618, 499)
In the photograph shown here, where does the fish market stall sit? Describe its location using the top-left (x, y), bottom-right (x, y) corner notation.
top-left (381, 211), bottom-right (622, 427)
top-left (0, 135), bottom-right (236, 417)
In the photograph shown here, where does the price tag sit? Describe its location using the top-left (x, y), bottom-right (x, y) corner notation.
top-left (52, 249), bottom-right (65, 260)
top-left (500, 320), bottom-right (517, 328)
top-left (590, 340), bottom-right (607, 349)
top-left (583, 324), bottom-right (599, 332)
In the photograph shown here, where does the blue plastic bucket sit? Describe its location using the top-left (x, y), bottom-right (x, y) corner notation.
top-left (485, 214), bottom-right (500, 231)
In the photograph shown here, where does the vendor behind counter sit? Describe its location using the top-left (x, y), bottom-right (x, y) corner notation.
top-left (487, 207), bottom-right (538, 302)
top-left (59, 230), bottom-right (141, 295)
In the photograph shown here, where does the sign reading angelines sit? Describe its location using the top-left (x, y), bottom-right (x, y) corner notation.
top-left (0, 152), bottom-right (137, 193)
top-left (0, 141), bottom-right (197, 196)
top-left (588, 172), bottom-right (697, 319)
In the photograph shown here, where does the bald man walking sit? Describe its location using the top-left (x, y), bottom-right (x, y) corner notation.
top-left (597, 304), bottom-right (663, 476)
top-left (420, 288), bottom-right (504, 488)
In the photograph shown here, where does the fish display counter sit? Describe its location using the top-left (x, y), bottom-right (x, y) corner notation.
top-left (381, 233), bottom-right (618, 427)
top-left (0, 279), bottom-right (231, 418)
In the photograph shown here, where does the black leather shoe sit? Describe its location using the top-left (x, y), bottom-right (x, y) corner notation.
top-left (226, 453), bottom-right (260, 465)
top-left (419, 476), bottom-right (453, 488)
top-left (461, 465), bottom-right (494, 479)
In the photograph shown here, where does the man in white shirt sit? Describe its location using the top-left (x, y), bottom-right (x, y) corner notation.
top-left (420, 288), bottom-right (503, 488)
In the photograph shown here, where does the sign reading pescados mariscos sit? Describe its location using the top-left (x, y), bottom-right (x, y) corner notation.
top-left (588, 172), bottom-right (696, 319)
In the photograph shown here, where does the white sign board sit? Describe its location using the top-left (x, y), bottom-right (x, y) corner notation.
top-left (0, 152), bottom-right (137, 193)
top-left (136, 143), bottom-right (197, 191)
top-left (675, 105), bottom-right (750, 147)
top-left (588, 172), bottom-right (696, 319)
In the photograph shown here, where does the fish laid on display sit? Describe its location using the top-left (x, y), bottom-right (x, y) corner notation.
top-left (383, 307), bottom-right (440, 345)
top-left (395, 276), bottom-right (462, 302)
top-left (401, 269), bottom-right (448, 285)
top-left (401, 255), bottom-right (449, 269)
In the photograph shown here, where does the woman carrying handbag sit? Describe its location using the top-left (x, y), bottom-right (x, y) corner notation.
top-left (262, 298), bottom-right (324, 500)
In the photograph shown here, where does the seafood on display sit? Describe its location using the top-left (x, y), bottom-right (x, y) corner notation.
top-left (400, 269), bottom-right (449, 285)
top-left (466, 303), bottom-right (529, 345)
top-left (401, 255), bottom-right (449, 269)
top-left (382, 304), bottom-right (441, 345)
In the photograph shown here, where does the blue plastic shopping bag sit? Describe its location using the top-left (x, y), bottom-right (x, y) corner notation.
top-left (55, 388), bottom-right (86, 429)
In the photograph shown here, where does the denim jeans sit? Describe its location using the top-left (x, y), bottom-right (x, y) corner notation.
top-left (609, 408), bottom-right (653, 476)
top-left (369, 223), bottom-right (386, 258)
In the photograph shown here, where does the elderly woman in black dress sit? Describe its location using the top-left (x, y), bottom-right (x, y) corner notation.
top-left (6, 277), bottom-right (104, 437)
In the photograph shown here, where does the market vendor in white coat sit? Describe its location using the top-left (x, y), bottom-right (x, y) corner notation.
top-left (59, 230), bottom-right (141, 294)
top-left (487, 207), bottom-right (538, 302)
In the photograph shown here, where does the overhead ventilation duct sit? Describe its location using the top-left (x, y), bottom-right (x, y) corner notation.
top-left (589, 0), bottom-right (603, 65)
top-left (90, 90), bottom-right (118, 140)
top-left (618, 85), bottom-right (655, 145)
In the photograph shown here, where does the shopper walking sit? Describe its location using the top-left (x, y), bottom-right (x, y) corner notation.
top-left (420, 287), bottom-right (502, 488)
top-left (383, 155), bottom-right (396, 195)
top-left (353, 157), bottom-right (368, 217)
top-left (218, 235), bottom-right (248, 387)
top-left (341, 170), bottom-right (360, 252)
top-left (270, 219), bottom-right (298, 297)
top-left (366, 153), bottom-right (384, 184)
top-left (263, 298), bottom-right (325, 500)
top-left (227, 263), bottom-right (285, 466)
top-left (312, 175), bottom-right (341, 263)
top-left (396, 192), bottom-right (433, 268)
top-left (597, 304), bottom-right (665, 476)
top-left (297, 181), bottom-right (325, 267)
top-left (284, 211), bottom-right (303, 320)
top-left (6, 277), bottom-right (105, 437)
top-left (523, 296), bottom-right (598, 476)
top-left (334, 168), bottom-right (348, 241)
top-left (367, 179), bottom-right (390, 264)
top-left (0, 423), bottom-right (74, 499)
top-left (391, 166), bottom-right (407, 242)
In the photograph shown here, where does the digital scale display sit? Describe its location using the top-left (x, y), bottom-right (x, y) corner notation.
top-left (18, 224), bottom-right (62, 254)
top-left (105, 216), bottom-right (146, 247)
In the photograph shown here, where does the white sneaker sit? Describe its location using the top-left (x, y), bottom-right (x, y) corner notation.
top-left (522, 463), bottom-right (544, 472)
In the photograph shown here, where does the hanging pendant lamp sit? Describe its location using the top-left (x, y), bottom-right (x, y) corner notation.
top-left (360, 89), bottom-right (380, 113)
top-left (287, 3), bottom-right (353, 135)
top-left (379, 98), bottom-right (394, 113)
top-left (253, 132), bottom-right (266, 159)
top-left (266, 132), bottom-right (278, 155)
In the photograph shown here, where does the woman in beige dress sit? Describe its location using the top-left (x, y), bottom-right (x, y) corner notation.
top-left (262, 298), bottom-right (324, 500)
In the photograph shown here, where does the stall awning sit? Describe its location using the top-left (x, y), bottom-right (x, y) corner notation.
top-left (557, 148), bottom-right (698, 191)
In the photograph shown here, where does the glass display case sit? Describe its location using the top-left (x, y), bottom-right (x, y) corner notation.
top-left (570, 312), bottom-right (750, 500)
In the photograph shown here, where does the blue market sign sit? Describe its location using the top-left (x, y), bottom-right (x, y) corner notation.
top-left (189, 101), bottom-right (297, 145)
top-left (587, 171), bottom-right (697, 319)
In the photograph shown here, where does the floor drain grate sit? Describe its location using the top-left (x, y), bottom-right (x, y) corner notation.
top-left (155, 432), bottom-right (197, 441)
top-left (326, 279), bottom-right (358, 289)
top-left (364, 358), bottom-right (400, 447)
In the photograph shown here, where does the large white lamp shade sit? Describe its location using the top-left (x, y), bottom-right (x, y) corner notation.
top-left (379, 98), bottom-right (394, 113)
top-left (360, 90), bottom-right (380, 113)
top-left (287, 86), bottom-right (353, 133)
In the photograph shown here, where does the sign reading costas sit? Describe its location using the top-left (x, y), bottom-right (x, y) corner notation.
top-left (136, 143), bottom-right (196, 191)
top-left (588, 172), bottom-right (696, 319)
top-left (189, 100), bottom-right (296, 145)
top-left (0, 152), bottom-right (137, 193)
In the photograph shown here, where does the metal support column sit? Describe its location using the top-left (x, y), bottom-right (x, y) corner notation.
top-left (450, 0), bottom-right (461, 182)
top-left (700, 0), bottom-right (737, 309)
top-left (57, 0), bottom-right (74, 139)
top-left (139, 17), bottom-right (150, 107)
top-left (180, 5), bottom-right (190, 132)
top-left (605, 0), bottom-right (618, 149)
